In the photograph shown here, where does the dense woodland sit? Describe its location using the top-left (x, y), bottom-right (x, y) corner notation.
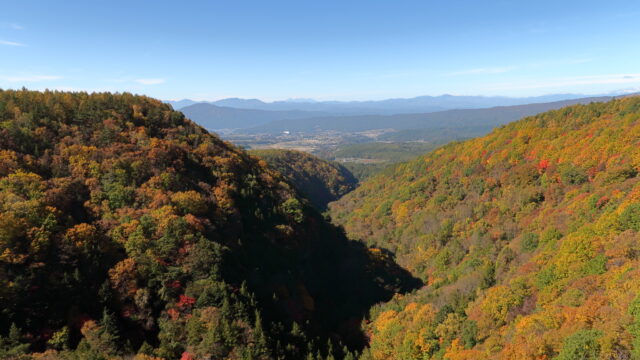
top-left (249, 149), bottom-right (357, 211)
top-left (330, 96), bottom-right (640, 359)
top-left (0, 89), bottom-right (419, 359)
top-left (4, 89), bottom-right (640, 360)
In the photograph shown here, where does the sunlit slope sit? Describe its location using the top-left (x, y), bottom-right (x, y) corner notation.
top-left (330, 96), bottom-right (640, 359)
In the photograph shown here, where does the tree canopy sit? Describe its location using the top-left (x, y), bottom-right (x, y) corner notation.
top-left (330, 96), bottom-right (640, 359)
top-left (0, 89), bottom-right (419, 359)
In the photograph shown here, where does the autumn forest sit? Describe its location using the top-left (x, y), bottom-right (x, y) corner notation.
top-left (2, 89), bottom-right (640, 360)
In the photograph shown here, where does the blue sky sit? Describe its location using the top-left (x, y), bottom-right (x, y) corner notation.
top-left (1, 0), bottom-right (639, 101)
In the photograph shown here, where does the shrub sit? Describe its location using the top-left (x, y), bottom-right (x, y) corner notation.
top-left (559, 164), bottom-right (588, 185)
top-left (281, 198), bottom-right (304, 223)
top-left (521, 233), bottom-right (539, 252)
top-left (556, 329), bottom-right (602, 360)
top-left (620, 203), bottom-right (640, 232)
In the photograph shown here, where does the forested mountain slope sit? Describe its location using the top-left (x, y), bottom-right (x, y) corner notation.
top-left (329, 96), bottom-right (640, 359)
top-left (250, 149), bottom-right (357, 211)
top-left (0, 90), bottom-right (419, 359)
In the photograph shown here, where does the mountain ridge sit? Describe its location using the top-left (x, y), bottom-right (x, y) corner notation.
top-left (0, 89), bottom-right (419, 359)
top-left (246, 95), bottom-right (622, 134)
top-left (180, 102), bottom-right (329, 130)
top-left (166, 91), bottom-right (635, 114)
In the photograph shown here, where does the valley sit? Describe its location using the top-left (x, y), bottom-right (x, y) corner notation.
top-left (193, 94), bottom-right (630, 181)
top-left (0, 90), bottom-right (420, 359)
top-left (3, 2), bottom-right (640, 359)
top-left (2, 89), bottom-right (640, 360)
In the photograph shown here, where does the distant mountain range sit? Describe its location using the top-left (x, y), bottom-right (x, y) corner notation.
top-left (166, 99), bottom-right (200, 109)
top-left (166, 92), bottom-right (630, 115)
top-left (180, 102), bottom-right (328, 130)
top-left (170, 91), bottom-right (638, 134)
top-left (243, 95), bottom-right (621, 134)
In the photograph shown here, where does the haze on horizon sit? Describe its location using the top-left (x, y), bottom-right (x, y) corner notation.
top-left (1, 0), bottom-right (639, 102)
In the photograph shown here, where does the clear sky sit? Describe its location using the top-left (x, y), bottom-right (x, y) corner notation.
top-left (1, 0), bottom-right (639, 101)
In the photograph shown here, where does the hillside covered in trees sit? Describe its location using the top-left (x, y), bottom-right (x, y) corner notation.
top-left (250, 149), bottom-right (357, 211)
top-left (0, 90), bottom-right (420, 359)
top-left (330, 96), bottom-right (640, 359)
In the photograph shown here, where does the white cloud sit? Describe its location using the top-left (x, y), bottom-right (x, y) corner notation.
top-left (1, 75), bottom-right (61, 82)
top-left (135, 78), bottom-right (165, 85)
top-left (0, 40), bottom-right (26, 47)
top-left (0, 22), bottom-right (23, 30)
